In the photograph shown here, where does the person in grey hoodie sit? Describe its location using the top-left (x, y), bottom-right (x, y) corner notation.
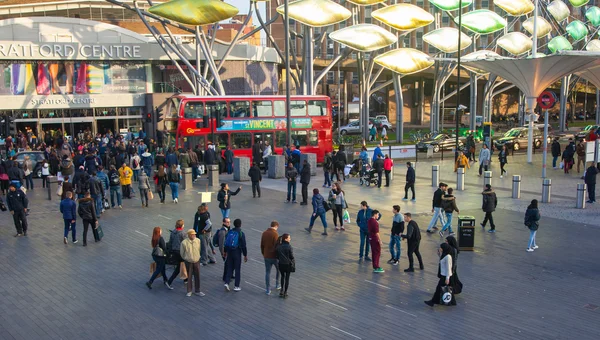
top-left (138, 170), bottom-right (151, 207)
top-left (478, 143), bottom-right (491, 176)
top-left (305, 188), bottom-right (328, 235)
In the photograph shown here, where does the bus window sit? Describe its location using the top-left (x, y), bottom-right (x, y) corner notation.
top-left (274, 100), bottom-right (285, 117)
top-left (275, 131), bottom-right (287, 147)
top-left (291, 130), bottom-right (308, 146)
top-left (308, 100), bottom-right (327, 116)
top-left (167, 97), bottom-right (180, 118)
top-left (214, 133), bottom-right (229, 148)
top-left (309, 130), bottom-right (318, 146)
top-left (253, 101), bottom-right (273, 117)
top-left (291, 100), bottom-right (307, 116)
top-left (184, 102), bottom-right (204, 118)
top-left (206, 101), bottom-right (227, 125)
top-left (230, 101), bottom-right (250, 118)
top-left (232, 132), bottom-right (251, 149)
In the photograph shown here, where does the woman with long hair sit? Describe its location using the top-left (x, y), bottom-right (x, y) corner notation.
top-left (524, 199), bottom-right (540, 252)
top-left (276, 233), bottom-right (294, 298)
top-left (328, 182), bottom-right (347, 231)
top-left (154, 165), bottom-right (168, 204)
top-left (424, 243), bottom-right (456, 306)
top-left (146, 227), bottom-right (171, 289)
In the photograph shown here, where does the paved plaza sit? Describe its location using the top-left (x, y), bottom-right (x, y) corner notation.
top-left (0, 152), bottom-right (599, 340)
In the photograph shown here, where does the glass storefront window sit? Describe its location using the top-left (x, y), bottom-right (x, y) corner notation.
top-left (39, 109), bottom-right (64, 118)
top-left (184, 102), bottom-right (204, 118)
top-left (95, 108), bottom-right (117, 116)
top-left (70, 109), bottom-right (93, 117)
top-left (231, 132), bottom-right (251, 149)
top-left (127, 107), bottom-right (143, 116)
top-left (230, 101), bottom-right (250, 118)
top-left (14, 110), bottom-right (37, 119)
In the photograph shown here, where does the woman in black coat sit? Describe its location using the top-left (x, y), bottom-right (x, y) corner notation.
top-left (498, 145), bottom-right (508, 178)
top-left (525, 199), bottom-right (540, 252)
top-left (276, 233), bottom-right (295, 298)
top-left (445, 235), bottom-right (462, 295)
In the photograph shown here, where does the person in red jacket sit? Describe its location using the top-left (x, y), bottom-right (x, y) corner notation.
top-left (368, 210), bottom-right (384, 273)
top-left (383, 155), bottom-right (393, 187)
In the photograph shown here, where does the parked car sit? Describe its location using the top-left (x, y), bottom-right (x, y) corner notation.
top-left (416, 134), bottom-right (465, 153)
top-left (339, 120), bottom-right (373, 135)
top-left (576, 125), bottom-right (599, 141)
top-left (494, 127), bottom-right (548, 151)
top-left (374, 115), bottom-right (393, 130)
top-left (14, 151), bottom-right (46, 178)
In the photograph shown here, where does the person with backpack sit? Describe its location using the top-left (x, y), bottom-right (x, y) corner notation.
top-left (524, 199), bottom-right (540, 252)
top-left (261, 220), bottom-right (280, 295)
top-left (119, 162), bottom-right (133, 199)
top-left (78, 192), bottom-right (98, 247)
top-left (193, 203), bottom-right (216, 266)
top-left (130, 152), bottom-right (141, 182)
top-left (401, 213), bottom-right (424, 272)
top-left (480, 184), bottom-right (498, 233)
top-left (166, 219), bottom-right (187, 287)
top-left (285, 163), bottom-right (298, 203)
top-left (107, 165), bottom-right (122, 209)
top-left (214, 218), bottom-right (231, 282)
top-left (276, 233), bottom-right (294, 298)
top-left (167, 164), bottom-right (181, 203)
top-left (223, 218), bottom-right (248, 292)
top-left (217, 183), bottom-right (242, 218)
top-left (146, 227), bottom-right (172, 290)
top-left (154, 165), bottom-right (168, 204)
top-left (138, 170), bottom-right (151, 208)
top-left (89, 171), bottom-right (105, 217)
top-left (323, 151), bottom-right (333, 188)
top-left (76, 170), bottom-right (91, 199)
top-left (440, 188), bottom-right (459, 237)
top-left (305, 188), bottom-right (328, 235)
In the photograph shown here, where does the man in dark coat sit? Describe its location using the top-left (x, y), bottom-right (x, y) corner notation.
top-left (585, 163), bottom-right (599, 203)
top-left (224, 145), bottom-right (234, 175)
top-left (373, 155), bottom-right (384, 188)
top-left (299, 160), bottom-right (311, 205)
top-left (204, 145), bottom-right (216, 166)
top-left (7, 183), bottom-right (29, 236)
top-left (403, 161), bottom-right (416, 201)
top-left (248, 162), bottom-right (262, 198)
top-left (551, 138), bottom-right (561, 169)
top-left (335, 148), bottom-right (347, 181)
top-left (481, 184), bottom-right (498, 233)
top-left (252, 141), bottom-right (263, 166)
top-left (401, 213), bottom-right (423, 272)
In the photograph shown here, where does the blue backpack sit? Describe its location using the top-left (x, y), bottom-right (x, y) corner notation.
top-left (224, 230), bottom-right (242, 250)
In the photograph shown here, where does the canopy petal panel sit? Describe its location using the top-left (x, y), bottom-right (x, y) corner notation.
top-left (423, 28), bottom-right (472, 53)
top-left (461, 50), bottom-right (503, 74)
top-left (547, 0), bottom-right (570, 22)
top-left (329, 24), bottom-right (396, 52)
top-left (148, 0), bottom-right (239, 26)
top-left (493, 0), bottom-right (534, 16)
top-left (458, 9), bottom-right (506, 34)
top-left (345, 0), bottom-right (386, 5)
top-left (429, 0), bottom-right (473, 11)
top-left (372, 4), bottom-right (434, 31)
top-left (585, 7), bottom-right (600, 27)
top-left (586, 39), bottom-right (600, 51)
top-left (548, 36), bottom-right (573, 53)
top-left (566, 20), bottom-right (589, 42)
top-left (569, 0), bottom-right (590, 7)
top-left (275, 0), bottom-right (351, 27)
top-left (497, 32), bottom-right (533, 56)
top-left (523, 17), bottom-right (552, 38)
top-left (374, 48), bottom-right (434, 75)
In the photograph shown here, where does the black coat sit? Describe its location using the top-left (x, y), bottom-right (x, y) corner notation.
top-left (335, 152), bottom-right (347, 169)
top-left (205, 148), bottom-right (216, 165)
top-left (7, 166), bottom-right (23, 181)
top-left (585, 166), bottom-right (598, 185)
top-left (300, 164), bottom-right (311, 184)
top-left (432, 188), bottom-right (444, 208)
top-left (482, 190), bottom-right (497, 212)
top-left (406, 167), bottom-right (415, 184)
top-left (551, 141), bottom-right (561, 157)
top-left (84, 154), bottom-right (98, 174)
top-left (402, 220), bottom-right (421, 243)
top-left (276, 241), bottom-right (295, 266)
top-left (248, 166), bottom-right (262, 182)
top-left (6, 189), bottom-right (28, 211)
top-left (373, 158), bottom-right (384, 172)
top-left (217, 188), bottom-right (240, 210)
top-left (77, 197), bottom-right (97, 221)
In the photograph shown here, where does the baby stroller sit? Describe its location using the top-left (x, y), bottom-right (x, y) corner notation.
top-left (359, 164), bottom-right (379, 187)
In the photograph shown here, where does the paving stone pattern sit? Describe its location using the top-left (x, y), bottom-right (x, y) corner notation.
top-left (0, 172), bottom-right (598, 340)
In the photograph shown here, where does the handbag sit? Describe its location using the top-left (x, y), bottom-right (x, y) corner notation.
top-left (152, 245), bottom-right (165, 257)
top-left (440, 285), bottom-right (453, 305)
top-left (56, 182), bottom-right (63, 197)
top-left (290, 259), bottom-right (296, 273)
top-left (149, 262), bottom-right (162, 278)
top-left (179, 262), bottom-right (188, 279)
top-left (323, 201), bottom-right (331, 212)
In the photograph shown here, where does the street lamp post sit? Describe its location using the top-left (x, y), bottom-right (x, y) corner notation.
top-left (455, 0), bottom-right (463, 161)
top-left (284, 0), bottom-right (292, 146)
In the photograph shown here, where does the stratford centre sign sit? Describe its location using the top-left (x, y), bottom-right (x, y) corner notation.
top-left (0, 42), bottom-right (146, 60)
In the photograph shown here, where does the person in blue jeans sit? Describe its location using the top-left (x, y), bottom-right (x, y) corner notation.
top-left (356, 201), bottom-right (381, 261)
top-left (285, 163), bottom-right (298, 203)
top-left (223, 219), bottom-right (248, 292)
top-left (388, 205), bottom-right (403, 265)
top-left (440, 188), bottom-right (460, 237)
top-left (217, 183), bottom-right (242, 218)
top-left (108, 165), bottom-right (122, 209)
top-left (305, 188), bottom-right (328, 235)
top-left (167, 165), bottom-right (181, 203)
top-left (59, 191), bottom-right (77, 244)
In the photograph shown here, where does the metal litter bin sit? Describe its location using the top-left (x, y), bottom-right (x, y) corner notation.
top-left (458, 215), bottom-right (476, 251)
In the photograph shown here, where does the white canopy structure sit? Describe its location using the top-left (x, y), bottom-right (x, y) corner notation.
top-left (463, 51), bottom-right (600, 162)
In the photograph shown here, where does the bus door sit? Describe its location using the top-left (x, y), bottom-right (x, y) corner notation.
top-left (252, 132), bottom-right (274, 164)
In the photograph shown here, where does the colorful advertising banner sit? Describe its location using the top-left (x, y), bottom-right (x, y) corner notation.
top-left (217, 118), bottom-right (312, 131)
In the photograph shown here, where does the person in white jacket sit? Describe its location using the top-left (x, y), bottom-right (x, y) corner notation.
top-left (424, 243), bottom-right (455, 306)
top-left (262, 141), bottom-right (272, 174)
top-left (478, 143), bottom-right (491, 176)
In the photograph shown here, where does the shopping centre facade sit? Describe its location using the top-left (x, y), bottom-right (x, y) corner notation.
top-left (0, 0), bottom-right (279, 139)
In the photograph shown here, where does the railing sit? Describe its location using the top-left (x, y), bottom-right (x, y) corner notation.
top-left (153, 82), bottom-right (182, 94)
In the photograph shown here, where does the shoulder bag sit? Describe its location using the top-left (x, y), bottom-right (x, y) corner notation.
top-left (152, 245), bottom-right (165, 257)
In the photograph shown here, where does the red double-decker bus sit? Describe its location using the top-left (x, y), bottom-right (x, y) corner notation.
top-left (161, 95), bottom-right (333, 162)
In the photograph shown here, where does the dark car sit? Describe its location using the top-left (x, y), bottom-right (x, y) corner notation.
top-left (494, 127), bottom-right (547, 151)
top-left (15, 151), bottom-right (46, 178)
top-left (416, 134), bottom-right (465, 153)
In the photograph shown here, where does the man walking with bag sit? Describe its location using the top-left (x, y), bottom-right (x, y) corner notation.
top-left (224, 219), bottom-right (248, 292)
top-left (261, 221), bottom-right (280, 295)
top-left (180, 229), bottom-right (204, 297)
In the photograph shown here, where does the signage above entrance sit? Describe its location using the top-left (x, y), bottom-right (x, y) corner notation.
top-left (0, 93), bottom-right (145, 110)
top-left (0, 42), bottom-right (146, 60)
